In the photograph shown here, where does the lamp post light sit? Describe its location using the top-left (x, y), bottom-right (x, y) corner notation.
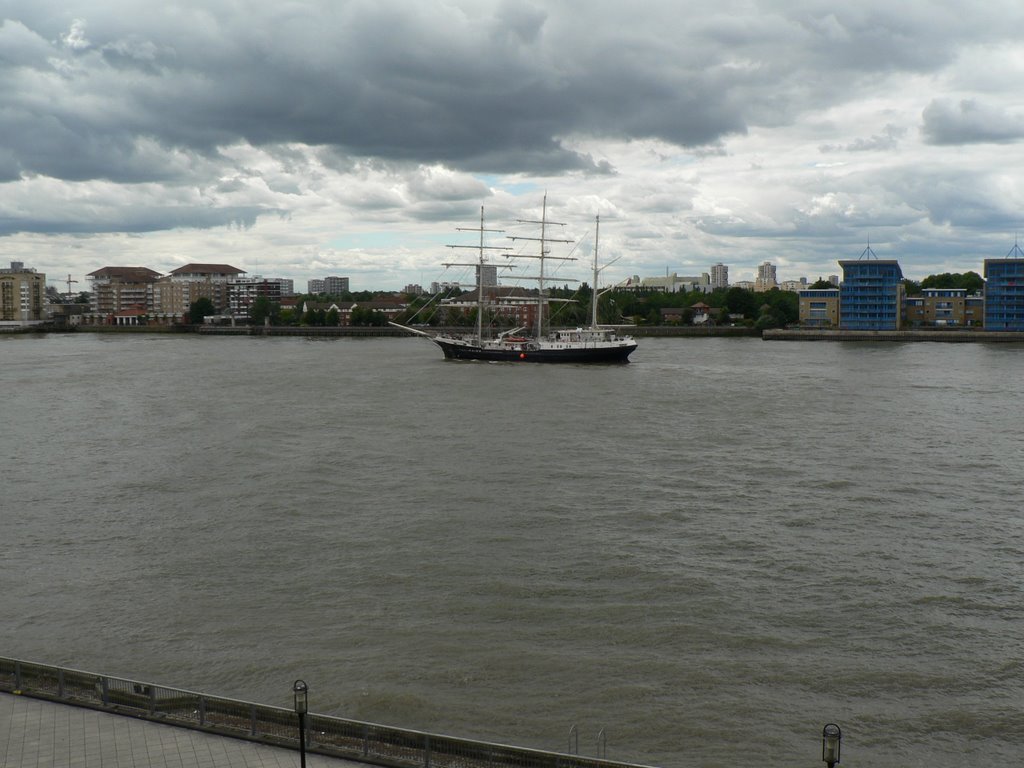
top-left (293, 679), bottom-right (309, 768)
top-left (822, 723), bottom-right (842, 768)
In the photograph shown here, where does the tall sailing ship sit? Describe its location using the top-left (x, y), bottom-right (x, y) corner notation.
top-left (392, 197), bottom-right (637, 363)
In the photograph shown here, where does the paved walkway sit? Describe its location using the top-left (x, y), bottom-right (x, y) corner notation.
top-left (0, 692), bottom-right (362, 767)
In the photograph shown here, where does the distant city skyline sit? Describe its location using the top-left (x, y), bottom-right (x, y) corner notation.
top-left (4, 2), bottom-right (1024, 292)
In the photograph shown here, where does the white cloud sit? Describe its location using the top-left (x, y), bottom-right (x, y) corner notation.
top-left (3, 0), bottom-right (1024, 288)
top-left (61, 18), bottom-right (90, 51)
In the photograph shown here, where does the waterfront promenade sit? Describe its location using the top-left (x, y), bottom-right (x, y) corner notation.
top-left (1, 692), bottom-right (360, 767)
top-left (1, 659), bottom-right (651, 768)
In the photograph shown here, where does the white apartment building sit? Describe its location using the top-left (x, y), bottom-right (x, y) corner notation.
top-left (626, 273), bottom-right (711, 293)
top-left (228, 277), bottom-right (284, 319)
top-left (780, 278), bottom-right (809, 293)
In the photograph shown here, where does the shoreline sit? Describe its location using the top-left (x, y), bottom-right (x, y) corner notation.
top-left (12, 324), bottom-right (1024, 342)
top-left (763, 328), bottom-right (1024, 342)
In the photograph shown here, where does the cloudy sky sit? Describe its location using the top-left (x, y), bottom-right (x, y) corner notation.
top-left (4, 0), bottom-right (1024, 292)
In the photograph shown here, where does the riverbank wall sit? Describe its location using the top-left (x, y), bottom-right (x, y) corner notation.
top-left (764, 328), bottom-right (1024, 342)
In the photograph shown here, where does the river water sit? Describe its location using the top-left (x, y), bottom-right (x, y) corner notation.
top-left (2, 333), bottom-right (1022, 767)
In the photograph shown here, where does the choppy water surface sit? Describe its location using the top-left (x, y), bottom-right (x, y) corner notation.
top-left (3, 333), bottom-right (1023, 767)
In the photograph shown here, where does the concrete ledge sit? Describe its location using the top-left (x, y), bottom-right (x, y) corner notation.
top-left (763, 328), bottom-right (1024, 342)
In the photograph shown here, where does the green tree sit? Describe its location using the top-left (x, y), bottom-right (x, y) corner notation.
top-left (325, 308), bottom-right (340, 326)
top-left (921, 271), bottom-right (984, 293)
top-left (723, 287), bottom-right (758, 319)
top-left (350, 306), bottom-right (387, 326)
top-left (809, 278), bottom-right (836, 289)
top-left (903, 279), bottom-right (922, 296)
top-left (189, 297), bottom-right (216, 324)
top-left (249, 296), bottom-right (280, 326)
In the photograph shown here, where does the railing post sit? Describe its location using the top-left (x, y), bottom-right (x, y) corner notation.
top-left (424, 734), bottom-right (431, 768)
top-left (14, 661), bottom-right (21, 690)
top-left (58, 668), bottom-right (65, 698)
top-left (363, 724), bottom-right (369, 757)
top-left (250, 704), bottom-right (257, 735)
top-left (199, 696), bottom-right (206, 726)
top-left (101, 677), bottom-right (109, 706)
top-left (150, 686), bottom-right (157, 715)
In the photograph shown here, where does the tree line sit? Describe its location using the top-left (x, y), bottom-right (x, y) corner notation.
top-left (181, 270), bottom-right (987, 328)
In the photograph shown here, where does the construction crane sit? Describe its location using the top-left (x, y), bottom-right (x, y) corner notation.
top-left (63, 274), bottom-right (79, 300)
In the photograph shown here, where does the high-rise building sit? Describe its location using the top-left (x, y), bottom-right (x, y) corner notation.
top-left (476, 264), bottom-right (498, 289)
top-left (323, 276), bottom-right (350, 294)
top-left (755, 261), bottom-right (777, 292)
top-left (308, 279), bottom-right (325, 294)
top-left (710, 263), bottom-right (729, 290)
top-left (228, 277), bottom-right (284, 319)
top-left (265, 278), bottom-right (294, 296)
top-left (0, 261), bottom-right (46, 324)
top-left (839, 252), bottom-right (904, 330)
top-left (983, 244), bottom-right (1024, 330)
top-left (430, 281), bottom-right (460, 295)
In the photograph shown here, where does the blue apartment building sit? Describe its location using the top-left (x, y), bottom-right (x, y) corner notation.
top-left (839, 258), bottom-right (905, 330)
top-left (983, 250), bottom-right (1024, 330)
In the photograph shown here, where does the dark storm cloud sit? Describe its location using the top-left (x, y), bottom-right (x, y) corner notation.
top-left (2, 2), bottom-right (747, 181)
top-left (921, 99), bottom-right (1024, 145)
top-left (5, 1), bottom-right (1007, 186)
top-left (4, 0), bottom-right (1024, 272)
top-left (0, 202), bottom-right (268, 237)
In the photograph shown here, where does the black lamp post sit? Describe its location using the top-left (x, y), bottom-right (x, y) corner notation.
top-left (822, 723), bottom-right (841, 768)
top-left (293, 679), bottom-right (309, 768)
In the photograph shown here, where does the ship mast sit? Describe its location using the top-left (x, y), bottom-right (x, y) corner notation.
top-left (592, 215), bottom-right (600, 328)
top-left (444, 206), bottom-right (510, 341)
top-left (510, 194), bottom-right (573, 338)
top-left (589, 213), bottom-right (622, 329)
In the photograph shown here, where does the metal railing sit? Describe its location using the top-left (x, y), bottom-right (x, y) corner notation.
top-left (0, 657), bottom-right (658, 768)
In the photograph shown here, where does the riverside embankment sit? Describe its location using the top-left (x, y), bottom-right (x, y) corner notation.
top-left (763, 328), bottom-right (1024, 342)
top-left (17, 323), bottom-right (1024, 342)
top-left (1, 657), bottom-right (657, 768)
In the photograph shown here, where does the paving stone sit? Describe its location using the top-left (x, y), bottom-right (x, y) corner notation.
top-left (1, 693), bottom-right (360, 768)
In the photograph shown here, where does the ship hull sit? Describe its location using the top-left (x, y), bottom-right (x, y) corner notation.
top-left (433, 338), bottom-right (636, 363)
